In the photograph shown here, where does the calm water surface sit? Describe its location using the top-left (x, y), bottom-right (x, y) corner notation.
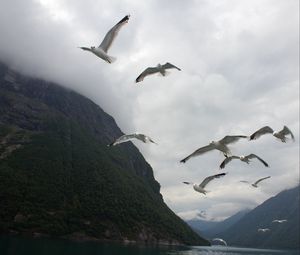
top-left (0, 236), bottom-right (299, 255)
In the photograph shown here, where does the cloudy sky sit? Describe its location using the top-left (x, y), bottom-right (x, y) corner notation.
top-left (0, 0), bottom-right (299, 221)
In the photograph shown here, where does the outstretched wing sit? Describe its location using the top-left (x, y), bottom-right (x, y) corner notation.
top-left (254, 176), bottom-right (271, 186)
top-left (180, 144), bottom-right (215, 163)
top-left (162, 62), bottom-right (181, 71)
top-left (199, 173), bottom-right (227, 189)
top-left (240, 180), bottom-right (250, 184)
top-left (219, 135), bottom-right (248, 145)
top-left (135, 134), bottom-right (157, 144)
top-left (108, 133), bottom-right (136, 146)
top-left (219, 155), bottom-right (239, 169)
top-left (250, 126), bottom-right (274, 140)
top-left (135, 67), bottom-right (159, 83)
top-left (78, 47), bottom-right (92, 52)
top-left (99, 15), bottom-right (130, 52)
top-left (278, 126), bottom-right (295, 141)
top-left (245, 154), bottom-right (269, 167)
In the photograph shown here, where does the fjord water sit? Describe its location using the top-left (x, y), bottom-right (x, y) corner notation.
top-left (0, 236), bottom-right (299, 255)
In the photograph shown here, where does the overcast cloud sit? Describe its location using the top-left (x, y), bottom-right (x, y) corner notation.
top-left (0, 0), bottom-right (299, 221)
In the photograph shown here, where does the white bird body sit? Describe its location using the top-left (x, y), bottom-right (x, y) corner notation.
top-left (258, 228), bottom-right (270, 232)
top-left (192, 184), bottom-right (207, 194)
top-left (220, 153), bottom-right (269, 169)
top-left (108, 133), bottom-right (156, 146)
top-left (183, 173), bottom-right (227, 195)
top-left (135, 62), bottom-right (181, 83)
top-left (89, 47), bottom-right (116, 63)
top-left (250, 125), bottom-right (295, 142)
top-left (272, 219), bottom-right (288, 223)
top-left (79, 15), bottom-right (130, 63)
top-left (180, 135), bottom-right (247, 163)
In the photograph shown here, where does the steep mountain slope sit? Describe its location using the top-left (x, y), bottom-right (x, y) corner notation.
top-left (0, 62), bottom-right (209, 245)
top-left (219, 186), bottom-right (299, 249)
top-left (204, 209), bottom-right (250, 238)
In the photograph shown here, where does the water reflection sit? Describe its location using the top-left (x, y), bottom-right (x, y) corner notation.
top-left (0, 236), bottom-right (298, 255)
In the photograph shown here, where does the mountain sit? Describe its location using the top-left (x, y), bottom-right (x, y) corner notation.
top-left (219, 186), bottom-right (300, 249)
top-left (0, 62), bottom-right (209, 246)
top-left (186, 209), bottom-right (250, 238)
top-left (204, 209), bottom-right (250, 238)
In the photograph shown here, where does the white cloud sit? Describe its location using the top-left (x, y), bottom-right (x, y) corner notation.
top-left (0, 0), bottom-right (299, 221)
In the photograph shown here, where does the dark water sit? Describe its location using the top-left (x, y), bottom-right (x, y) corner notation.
top-left (0, 236), bottom-right (299, 255)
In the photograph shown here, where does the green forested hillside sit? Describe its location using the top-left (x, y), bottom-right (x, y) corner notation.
top-left (0, 62), bottom-right (209, 245)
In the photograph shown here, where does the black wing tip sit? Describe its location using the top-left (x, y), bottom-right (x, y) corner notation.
top-left (118, 15), bottom-right (130, 24)
top-left (180, 159), bottom-right (186, 163)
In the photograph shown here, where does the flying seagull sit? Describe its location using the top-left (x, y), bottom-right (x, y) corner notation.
top-left (79, 15), bottom-right (130, 63)
top-left (272, 219), bottom-right (288, 223)
top-left (180, 135), bottom-right (248, 163)
top-left (107, 133), bottom-right (157, 146)
top-left (135, 62), bottom-right (181, 83)
top-left (250, 125), bottom-right (295, 142)
top-left (183, 172), bottom-right (227, 195)
top-left (258, 228), bottom-right (270, 233)
top-left (211, 238), bottom-right (227, 246)
top-left (240, 176), bottom-right (271, 188)
top-left (220, 153), bottom-right (269, 169)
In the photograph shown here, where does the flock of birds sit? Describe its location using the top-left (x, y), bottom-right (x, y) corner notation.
top-left (79, 14), bottom-right (295, 239)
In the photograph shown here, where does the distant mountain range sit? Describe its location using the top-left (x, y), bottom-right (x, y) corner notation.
top-left (187, 186), bottom-right (299, 249)
top-left (219, 185), bottom-right (299, 249)
top-left (186, 209), bottom-right (250, 238)
top-left (0, 61), bottom-right (209, 246)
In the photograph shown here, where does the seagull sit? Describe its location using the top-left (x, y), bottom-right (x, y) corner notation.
top-left (250, 125), bottom-right (295, 142)
top-left (197, 210), bottom-right (207, 219)
top-left (107, 133), bottom-right (157, 146)
top-left (180, 135), bottom-right (248, 163)
top-left (135, 62), bottom-right (181, 83)
top-left (79, 15), bottom-right (130, 63)
top-left (220, 153), bottom-right (269, 169)
top-left (240, 176), bottom-right (271, 188)
top-left (183, 172), bottom-right (227, 195)
top-left (211, 238), bottom-right (227, 246)
top-left (272, 219), bottom-right (288, 223)
top-left (258, 228), bottom-right (270, 233)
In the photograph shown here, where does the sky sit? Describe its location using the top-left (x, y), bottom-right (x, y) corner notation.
top-left (0, 0), bottom-right (299, 221)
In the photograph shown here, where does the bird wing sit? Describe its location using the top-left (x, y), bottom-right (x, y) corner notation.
top-left (199, 173), bottom-right (227, 189)
top-left (278, 126), bottom-right (295, 141)
top-left (79, 47), bottom-right (92, 52)
top-left (162, 62), bottom-right (181, 71)
top-left (254, 176), bottom-right (271, 186)
top-left (219, 135), bottom-right (248, 145)
top-left (180, 144), bottom-right (215, 163)
top-left (250, 126), bottom-right (274, 140)
top-left (245, 154), bottom-right (269, 167)
top-left (219, 156), bottom-right (239, 169)
top-left (98, 15), bottom-right (130, 52)
top-left (240, 180), bottom-right (250, 184)
top-left (113, 133), bottom-right (137, 144)
top-left (135, 67), bottom-right (159, 83)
